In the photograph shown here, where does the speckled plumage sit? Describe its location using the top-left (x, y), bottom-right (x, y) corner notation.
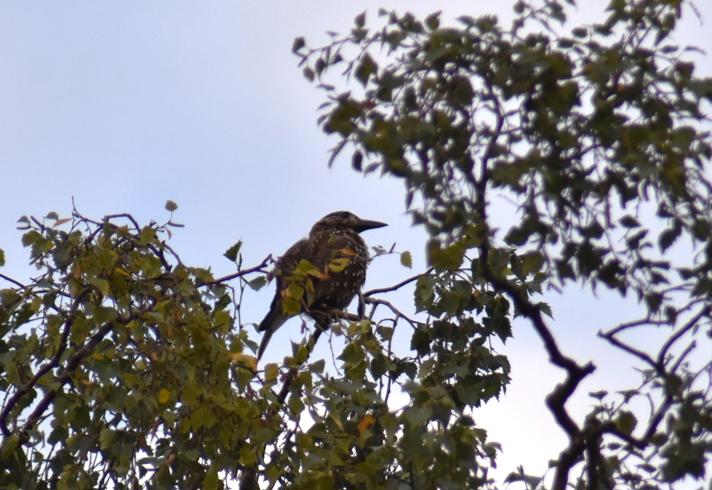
top-left (257, 211), bottom-right (386, 359)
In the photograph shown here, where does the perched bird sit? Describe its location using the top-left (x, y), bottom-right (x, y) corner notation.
top-left (257, 211), bottom-right (386, 360)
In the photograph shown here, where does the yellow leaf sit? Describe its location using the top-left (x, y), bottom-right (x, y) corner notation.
top-left (114, 267), bottom-right (131, 277)
top-left (306, 268), bottom-right (328, 279)
top-left (158, 388), bottom-right (171, 404)
top-left (400, 251), bottom-right (413, 269)
top-left (265, 363), bottom-right (279, 382)
top-left (328, 257), bottom-right (350, 273)
top-left (230, 353), bottom-right (257, 371)
top-left (358, 414), bottom-right (375, 434)
top-left (338, 247), bottom-right (357, 257)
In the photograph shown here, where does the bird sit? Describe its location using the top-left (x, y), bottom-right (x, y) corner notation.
top-left (256, 211), bottom-right (387, 360)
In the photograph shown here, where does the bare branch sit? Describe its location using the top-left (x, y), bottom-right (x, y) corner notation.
top-left (364, 269), bottom-right (432, 296)
top-left (202, 256), bottom-right (272, 287)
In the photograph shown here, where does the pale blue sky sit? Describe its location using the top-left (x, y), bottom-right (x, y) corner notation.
top-left (1, 1), bottom-right (710, 481)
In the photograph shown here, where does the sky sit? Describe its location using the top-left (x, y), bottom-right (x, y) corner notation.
top-left (1, 0), bottom-right (710, 483)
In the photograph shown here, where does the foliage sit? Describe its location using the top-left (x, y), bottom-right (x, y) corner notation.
top-left (0, 205), bottom-right (508, 490)
top-left (294, 0), bottom-right (712, 488)
top-left (1, 1), bottom-right (711, 489)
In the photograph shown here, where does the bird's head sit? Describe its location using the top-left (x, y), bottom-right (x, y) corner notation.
top-left (311, 211), bottom-right (387, 234)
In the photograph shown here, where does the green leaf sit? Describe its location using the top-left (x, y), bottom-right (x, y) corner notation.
top-left (158, 388), bottom-right (171, 404)
top-left (615, 410), bottom-right (637, 434)
top-left (248, 276), bottom-right (267, 291)
top-left (265, 363), bottom-right (279, 382)
top-left (89, 278), bottom-right (110, 297)
top-left (0, 248), bottom-right (4, 267)
top-left (520, 252), bottom-right (544, 276)
top-left (21, 230), bottom-right (42, 248)
top-left (0, 433), bottom-right (19, 459)
top-left (427, 240), bottom-right (464, 270)
top-left (403, 405), bottom-right (432, 428)
top-left (400, 251), bottom-right (412, 268)
top-left (223, 240), bottom-right (243, 262)
top-left (282, 297), bottom-right (301, 315)
top-left (355, 54), bottom-right (377, 86)
top-left (203, 466), bottom-right (219, 490)
top-left (99, 428), bottom-right (115, 451)
top-left (164, 200), bottom-right (178, 212)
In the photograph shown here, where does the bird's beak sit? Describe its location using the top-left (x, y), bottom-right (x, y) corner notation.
top-left (353, 218), bottom-right (387, 233)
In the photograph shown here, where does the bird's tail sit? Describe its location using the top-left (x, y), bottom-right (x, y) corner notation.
top-left (256, 296), bottom-right (289, 360)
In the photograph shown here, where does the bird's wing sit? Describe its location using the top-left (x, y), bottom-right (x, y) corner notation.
top-left (274, 237), bottom-right (312, 276)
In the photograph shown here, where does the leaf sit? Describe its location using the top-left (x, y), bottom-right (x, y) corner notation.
top-left (352, 151), bottom-right (363, 171)
top-left (520, 251), bottom-right (544, 276)
top-left (45, 211), bottom-right (59, 220)
top-left (54, 218), bottom-right (71, 227)
top-left (0, 248), bottom-right (4, 267)
top-left (99, 428), bottom-right (115, 450)
top-left (400, 251), bottom-right (412, 268)
top-left (22, 230), bottom-right (42, 247)
top-left (328, 257), bottom-right (350, 272)
top-left (355, 54), bottom-right (377, 86)
top-left (164, 200), bottom-right (178, 212)
top-left (282, 297), bottom-right (301, 315)
top-left (264, 363), bottom-right (279, 382)
top-left (230, 353), bottom-right (257, 371)
top-left (1, 433), bottom-right (19, 459)
top-left (589, 390), bottom-right (608, 400)
top-left (358, 414), bottom-right (375, 434)
top-left (203, 466), bottom-right (219, 490)
top-left (16, 215), bottom-right (30, 230)
top-left (354, 11), bottom-right (366, 28)
top-left (89, 278), bottom-right (110, 297)
top-left (615, 410), bottom-right (637, 434)
top-left (248, 276), bottom-right (267, 291)
top-left (158, 388), bottom-right (171, 404)
top-left (619, 215), bottom-right (640, 228)
top-left (223, 240), bottom-right (242, 262)
top-left (659, 224), bottom-right (681, 252)
top-left (338, 247), bottom-right (357, 257)
top-left (292, 37), bottom-right (305, 53)
top-left (427, 239), bottom-right (464, 270)
top-left (425, 11), bottom-right (440, 30)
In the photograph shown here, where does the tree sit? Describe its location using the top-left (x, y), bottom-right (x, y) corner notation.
top-left (1, 0), bottom-right (711, 489)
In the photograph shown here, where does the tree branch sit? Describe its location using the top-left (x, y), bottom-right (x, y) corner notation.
top-left (20, 320), bottom-right (116, 435)
top-left (0, 291), bottom-right (87, 436)
top-left (202, 256), bottom-right (272, 287)
top-left (364, 269), bottom-right (432, 297)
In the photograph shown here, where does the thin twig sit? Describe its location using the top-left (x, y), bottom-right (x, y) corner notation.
top-left (0, 273), bottom-right (27, 289)
top-left (202, 256), bottom-right (272, 287)
top-left (364, 269), bottom-right (432, 296)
